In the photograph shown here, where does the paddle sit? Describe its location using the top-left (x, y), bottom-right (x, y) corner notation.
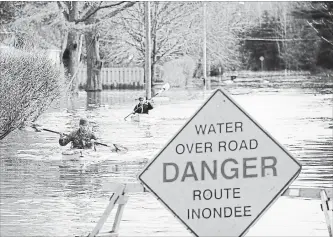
top-left (124, 83), bottom-right (171, 121)
top-left (31, 125), bottom-right (128, 154)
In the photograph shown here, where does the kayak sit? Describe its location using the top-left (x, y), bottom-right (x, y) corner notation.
top-left (130, 113), bottom-right (140, 122)
top-left (61, 149), bottom-right (96, 160)
top-left (130, 113), bottom-right (152, 123)
top-left (60, 149), bottom-right (103, 169)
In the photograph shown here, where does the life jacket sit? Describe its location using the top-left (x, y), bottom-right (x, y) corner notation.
top-left (134, 102), bottom-right (153, 114)
top-left (70, 129), bottom-right (94, 149)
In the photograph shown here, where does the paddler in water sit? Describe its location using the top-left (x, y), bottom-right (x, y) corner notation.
top-left (59, 118), bottom-right (97, 149)
top-left (133, 97), bottom-right (154, 114)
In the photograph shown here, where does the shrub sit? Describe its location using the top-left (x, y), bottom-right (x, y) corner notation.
top-left (0, 47), bottom-right (63, 140)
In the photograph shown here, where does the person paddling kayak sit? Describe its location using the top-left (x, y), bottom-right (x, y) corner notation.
top-left (59, 118), bottom-right (97, 149)
top-left (133, 97), bottom-right (154, 114)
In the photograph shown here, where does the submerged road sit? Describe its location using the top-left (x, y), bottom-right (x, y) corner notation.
top-left (0, 76), bottom-right (332, 236)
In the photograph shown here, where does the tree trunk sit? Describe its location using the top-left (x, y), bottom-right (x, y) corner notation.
top-left (62, 1), bottom-right (80, 93)
top-left (84, 13), bottom-right (102, 92)
top-left (150, 63), bottom-right (156, 96)
top-left (85, 31), bottom-right (103, 91)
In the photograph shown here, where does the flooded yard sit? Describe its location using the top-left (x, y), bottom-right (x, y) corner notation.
top-left (0, 76), bottom-right (332, 236)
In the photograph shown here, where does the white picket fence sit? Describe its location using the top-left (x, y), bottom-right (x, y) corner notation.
top-left (77, 67), bottom-right (145, 89)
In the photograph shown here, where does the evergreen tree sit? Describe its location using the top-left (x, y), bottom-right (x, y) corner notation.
top-left (293, 2), bottom-right (333, 69)
top-left (239, 11), bottom-right (283, 71)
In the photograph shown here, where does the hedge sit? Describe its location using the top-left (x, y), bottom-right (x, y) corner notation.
top-left (0, 47), bottom-right (63, 140)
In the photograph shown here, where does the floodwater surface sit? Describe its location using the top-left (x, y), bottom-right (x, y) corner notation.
top-left (0, 75), bottom-right (332, 236)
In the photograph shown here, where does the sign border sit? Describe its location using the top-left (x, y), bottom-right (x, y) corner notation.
top-left (138, 88), bottom-right (302, 237)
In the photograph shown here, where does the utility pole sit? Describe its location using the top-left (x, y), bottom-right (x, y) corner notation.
top-left (203, 2), bottom-right (208, 91)
top-left (283, 2), bottom-right (288, 73)
top-left (258, 2), bottom-right (262, 28)
top-left (145, 1), bottom-right (152, 99)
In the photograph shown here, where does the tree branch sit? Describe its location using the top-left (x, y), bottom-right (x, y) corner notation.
top-left (56, 1), bottom-right (69, 21)
top-left (100, 1), bottom-right (137, 22)
top-left (75, 1), bottom-right (130, 24)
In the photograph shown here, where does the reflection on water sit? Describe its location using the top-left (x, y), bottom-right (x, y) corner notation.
top-left (0, 76), bottom-right (332, 236)
top-left (86, 91), bottom-right (102, 111)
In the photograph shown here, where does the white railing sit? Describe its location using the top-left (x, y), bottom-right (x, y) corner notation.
top-left (77, 67), bottom-right (144, 89)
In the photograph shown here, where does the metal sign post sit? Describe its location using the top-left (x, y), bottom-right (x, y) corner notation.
top-left (259, 56), bottom-right (264, 71)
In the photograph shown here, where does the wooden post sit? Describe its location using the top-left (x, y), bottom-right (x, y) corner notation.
top-left (145, 1), bottom-right (152, 99)
top-left (77, 34), bottom-right (83, 64)
top-left (320, 190), bottom-right (333, 237)
top-left (88, 185), bottom-right (125, 237)
top-left (119, 68), bottom-right (123, 88)
top-left (111, 193), bottom-right (128, 233)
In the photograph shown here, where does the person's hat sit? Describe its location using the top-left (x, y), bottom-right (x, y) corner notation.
top-left (138, 97), bottom-right (144, 101)
top-left (79, 118), bottom-right (89, 126)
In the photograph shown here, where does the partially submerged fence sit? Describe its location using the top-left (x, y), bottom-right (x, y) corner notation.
top-left (76, 68), bottom-right (313, 90)
top-left (77, 67), bottom-right (144, 89)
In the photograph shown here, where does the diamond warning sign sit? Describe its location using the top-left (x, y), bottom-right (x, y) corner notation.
top-left (138, 89), bottom-right (302, 237)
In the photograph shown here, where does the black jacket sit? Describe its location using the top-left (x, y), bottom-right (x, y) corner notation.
top-left (133, 102), bottom-right (153, 114)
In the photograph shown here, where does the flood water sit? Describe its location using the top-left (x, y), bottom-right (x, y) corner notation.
top-left (0, 75), bottom-right (332, 236)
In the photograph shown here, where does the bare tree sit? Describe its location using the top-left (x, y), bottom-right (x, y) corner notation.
top-left (3, 1), bottom-right (136, 92)
top-left (111, 2), bottom-right (200, 83)
top-left (207, 2), bottom-right (255, 69)
top-left (181, 2), bottom-right (260, 78)
top-left (56, 1), bottom-right (136, 92)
